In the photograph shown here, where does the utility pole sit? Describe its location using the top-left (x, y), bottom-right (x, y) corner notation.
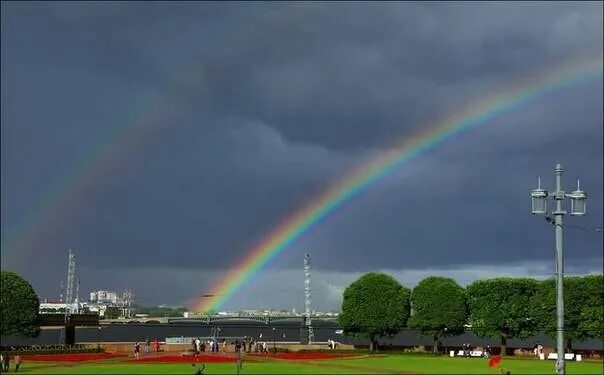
top-left (531, 163), bottom-right (587, 375)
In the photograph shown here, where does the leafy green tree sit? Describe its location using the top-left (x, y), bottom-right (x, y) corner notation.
top-left (137, 306), bottom-right (187, 317)
top-left (576, 275), bottom-right (603, 341)
top-left (467, 277), bottom-right (539, 355)
top-left (104, 306), bottom-right (122, 319)
top-left (532, 275), bottom-right (604, 349)
top-left (410, 276), bottom-right (467, 353)
top-left (0, 271), bottom-right (41, 337)
top-left (338, 273), bottom-right (410, 351)
top-left (578, 306), bottom-right (603, 341)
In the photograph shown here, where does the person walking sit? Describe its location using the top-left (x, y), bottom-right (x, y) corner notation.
top-left (14, 354), bottom-right (21, 373)
top-left (134, 342), bottom-right (141, 359)
top-left (2, 352), bottom-right (10, 372)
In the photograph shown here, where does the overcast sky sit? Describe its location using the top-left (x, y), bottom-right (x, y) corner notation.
top-left (1, 2), bottom-right (602, 311)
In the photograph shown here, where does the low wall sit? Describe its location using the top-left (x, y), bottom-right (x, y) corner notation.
top-left (83, 342), bottom-right (355, 354)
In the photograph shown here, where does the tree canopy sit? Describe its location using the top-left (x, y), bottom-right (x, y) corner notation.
top-left (338, 272), bottom-right (410, 351)
top-left (532, 275), bottom-right (604, 348)
top-left (136, 306), bottom-right (187, 318)
top-left (410, 276), bottom-right (467, 353)
top-left (1, 271), bottom-right (41, 337)
top-left (466, 277), bottom-right (539, 355)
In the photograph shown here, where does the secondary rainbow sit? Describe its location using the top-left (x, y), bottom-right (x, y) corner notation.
top-left (1, 6), bottom-right (313, 268)
top-left (193, 57), bottom-right (603, 312)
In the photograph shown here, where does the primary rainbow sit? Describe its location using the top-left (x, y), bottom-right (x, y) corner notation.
top-left (193, 56), bottom-right (603, 312)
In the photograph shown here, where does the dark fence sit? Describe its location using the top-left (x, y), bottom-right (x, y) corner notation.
top-left (2, 320), bottom-right (602, 353)
top-left (38, 313), bottom-right (99, 327)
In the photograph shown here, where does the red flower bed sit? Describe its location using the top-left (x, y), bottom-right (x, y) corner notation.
top-left (20, 353), bottom-right (125, 362)
top-left (132, 354), bottom-right (238, 363)
top-left (250, 352), bottom-right (356, 360)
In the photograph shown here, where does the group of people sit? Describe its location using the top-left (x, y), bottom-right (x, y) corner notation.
top-left (0, 352), bottom-right (22, 373)
top-left (459, 343), bottom-right (491, 358)
top-left (461, 343), bottom-right (474, 357)
top-left (133, 338), bottom-right (162, 359)
top-left (189, 336), bottom-right (272, 355)
top-left (191, 337), bottom-right (226, 354)
top-left (235, 339), bottom-right (269, 353)
top-left (533, 342), bottom-right (544, 358)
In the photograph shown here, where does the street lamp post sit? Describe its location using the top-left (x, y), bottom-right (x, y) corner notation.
top-left (530, 163), bottom-right (587, 375)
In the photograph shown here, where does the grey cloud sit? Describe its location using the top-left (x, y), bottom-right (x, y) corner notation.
top-left (1, 2), bottom-right (602, 307)
top-left (28, 259), bottom-right (598, 311)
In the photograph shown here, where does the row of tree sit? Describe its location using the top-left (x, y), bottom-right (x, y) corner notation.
top-left (2, 269), bottom-right (602, 355)
top-left (136, 306), bottom-right (187, 318)
top-left (338, 273), bottom-right (603, 353)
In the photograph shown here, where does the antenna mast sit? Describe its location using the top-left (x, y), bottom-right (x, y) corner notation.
top-left (74, 277), bottom-right (80, 314)
top-left (65, 249), bottom-right (77, 313)
top-left (304, 253), bottom-right (314, 344)
top-left (61, 249), bottom-right (77, 345)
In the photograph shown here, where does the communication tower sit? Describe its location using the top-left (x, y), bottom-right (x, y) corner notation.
top-left (60, 249), bottom-right (77, 345)
top-left (64, 249), bottom-right (77, 313)
top-left (121, 289), bottom-right (135, 318)
top-left (304, 253), bottom-right (314, 344)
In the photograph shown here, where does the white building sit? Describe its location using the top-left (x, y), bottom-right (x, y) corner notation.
top-left (39, 302), bottom-right (83, 314)
top-left (89, 290), bottom-right (119, 304)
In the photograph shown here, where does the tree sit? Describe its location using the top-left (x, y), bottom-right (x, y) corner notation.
top-left (532, 275), bottom-right (604, 349)
top-left (137, 306), bottom-right (187, 317)
top-left (575, 275), bottom-right (603, 341)
top-left (579, 306), bottom-right (604, 341)
top-left (104, 306), bottom-right (122, 319)
top-left (467, 277), bottom-right (539, 355)
top-left (1, 271), bottom-right (41, 337)
top-left (410, 276), bottom-right (467, 353)
top-left (338, 272), bottom-right (410, 351)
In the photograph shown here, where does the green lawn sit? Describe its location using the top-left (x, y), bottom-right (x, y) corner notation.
top-left (13, 355), bottom-right (604, 374)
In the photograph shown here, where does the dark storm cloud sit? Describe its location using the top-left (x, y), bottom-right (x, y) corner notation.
top-left (1, 2), bottom-right (602, 306)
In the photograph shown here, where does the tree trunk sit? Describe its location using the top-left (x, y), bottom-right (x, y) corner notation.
top-left (566, 337), bottom-right (572, 352)
top-left (500, 334), bottom-right (507, 356)
top-left (433, 334), bottom-right (439, 354)
top-left (369, 336), bottom-right (378, 352)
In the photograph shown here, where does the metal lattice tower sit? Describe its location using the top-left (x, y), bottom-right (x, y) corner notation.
top-left (122, 289), bottom-right (135, 318)
top-left (61, 249), bottom-right (77, 345)
top-left (304, 253), bottom-right (314, 344)
top-left (74, 278), bottom-right (80, 314)
top-left (64, 249), bottom-right (77, 313)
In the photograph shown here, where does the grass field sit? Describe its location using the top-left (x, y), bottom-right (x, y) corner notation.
top-left (11, 353), bottom-right (604, 374)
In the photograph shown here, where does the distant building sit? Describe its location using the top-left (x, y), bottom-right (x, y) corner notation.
top-left (86, 289), bottom-right (135, 318)
top-left (89, 290), bottom-right (119, 304)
